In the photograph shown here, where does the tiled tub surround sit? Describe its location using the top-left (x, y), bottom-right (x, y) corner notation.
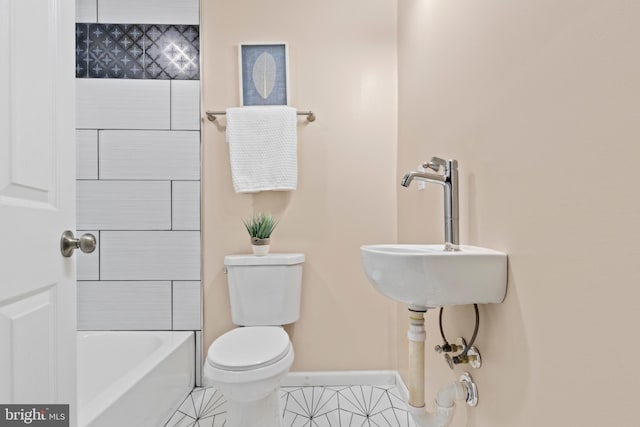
top-left (75, 128), bottom-right (202, 331)
top-left (76, 0), bottom-right (203, 395)
top-left (166, 385), bottom-right (417, 427)
top-left (76, 23), bottom-right (200, 79)
top-left (75, 30), bottom-right (201, 335)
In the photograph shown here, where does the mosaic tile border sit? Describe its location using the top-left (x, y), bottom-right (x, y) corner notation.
top-left (76, 23), bottom-right (200, 80)
top-left (166, 385), bottom-right (417, 427)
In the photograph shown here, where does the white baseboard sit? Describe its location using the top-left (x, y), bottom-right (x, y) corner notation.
top-left (283, 370), bottom-right (401, 387)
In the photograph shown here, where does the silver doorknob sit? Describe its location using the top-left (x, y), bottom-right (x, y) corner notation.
top-left (60, 231), bottom-right (96, 257)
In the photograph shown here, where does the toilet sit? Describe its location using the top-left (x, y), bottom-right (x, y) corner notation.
top-left (204, 253), bottom-right (304, 427)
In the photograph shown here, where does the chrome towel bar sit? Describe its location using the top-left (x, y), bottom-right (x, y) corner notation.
top-left (205, 110), bottom-right (316, 123)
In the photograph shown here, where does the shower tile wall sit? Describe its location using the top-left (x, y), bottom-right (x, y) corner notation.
top-left (75, 0), bottom-right (201, 338)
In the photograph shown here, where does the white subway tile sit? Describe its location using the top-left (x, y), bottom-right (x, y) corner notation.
top-left (171, 81), bottom-right (201, 130)
top-left (97, 0), bottom-right (199, 25)
top-left (100, 131), bottom-right (200, 180)
top-left (172, 181), bottom-right (200, 230)
top-left (76, 0), bottom-right (97, 22)
top-left (77, 181), bottom-right (171, 230)
top-left (99, 130), bottom-right (200, 180)
top-left (77, 281), bottom-right (171, 330)
top-left (76, 230), bottom-right (99, 280)
top-left (76, 79), bottom-right (170, 130)
top-left (76, 130), bottom-right (98, 179)
top-left (100, 231), bottom-right (200, 280)
top-left (172, 281), bottom-right (201, 330)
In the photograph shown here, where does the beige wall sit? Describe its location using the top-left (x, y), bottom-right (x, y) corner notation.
top-left (201, 0), bottom-right (399, 371)
top-left (398, 1), bottom-right (640, 425)
top-left (202, 1), bottom-right (640, 423)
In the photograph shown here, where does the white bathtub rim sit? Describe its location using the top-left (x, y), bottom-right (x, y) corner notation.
top-left (77, 331), bottom-right (193, 427)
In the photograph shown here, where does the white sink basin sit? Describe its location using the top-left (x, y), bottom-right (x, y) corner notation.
top-left (360, 244), bottom-right (507, 308)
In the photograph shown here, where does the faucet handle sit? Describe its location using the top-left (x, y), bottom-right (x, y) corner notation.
top-left (422, 157), bottom-right (447, 172)
top-left (421, 162), bottom-right (440, 172)
top-left (430, 156), bottom-right (447, 166)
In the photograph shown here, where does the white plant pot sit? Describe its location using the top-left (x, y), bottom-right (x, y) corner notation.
top-left (252, 244), bottom-right (270, 256)
top-left (250, 237), bottom-right (271, 256)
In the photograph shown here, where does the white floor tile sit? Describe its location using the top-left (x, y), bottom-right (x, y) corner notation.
top-left (194, 416), bottom-right (214, 427)
top-left (369, 387), bottom-right (394, 414)
top-left (312, 388), bottom-right (339, 418)
top-left (283, 392), bottom-right (309, 417)
top-left (178, 394), bottom-right (198, 420)
top-left (210, 416), bottom-right (228, 427)
top-left (337, 386), bottom-right (368, 415)
top-left (310, 413), bottom-right (340, 427)
top-left (170, 384), bottom-right (415, 427)
top-left (190, 388), bottom-right (207, 413)
top-left (387, 388), bottom-right (407, 409)
top-left (198, 388), bottom-right (227, 419)
top-left (165, 409), bottom-right (197, 427)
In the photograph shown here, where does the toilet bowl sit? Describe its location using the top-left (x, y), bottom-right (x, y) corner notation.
top-left (204, 327), bottom-right (293, 427)
top-left (204, 254), bottom-right (304, 427)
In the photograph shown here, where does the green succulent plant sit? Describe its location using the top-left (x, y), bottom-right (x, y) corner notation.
top-left (243, 212), bottom-right (278, 239)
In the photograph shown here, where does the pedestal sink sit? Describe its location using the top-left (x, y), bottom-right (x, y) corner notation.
top-left (360, 244), bottom-right (507, 308)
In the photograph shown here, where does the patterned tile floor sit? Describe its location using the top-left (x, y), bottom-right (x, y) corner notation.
top-left (165, 385), bottom-right (417, 427)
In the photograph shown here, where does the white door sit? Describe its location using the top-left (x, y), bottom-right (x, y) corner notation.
top-left (0, 0), bottom-right (76, 423)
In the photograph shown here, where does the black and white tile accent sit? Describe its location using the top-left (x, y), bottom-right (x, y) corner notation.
top-left (76, 23), bottom-right (199, 79)
top-left (166, 386), bottom-right (417, 427)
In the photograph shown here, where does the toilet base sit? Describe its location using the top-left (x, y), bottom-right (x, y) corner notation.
top-left (225, 388), bottom-right (283, 427)
top-left (204, 332), bottom-right (295, 427)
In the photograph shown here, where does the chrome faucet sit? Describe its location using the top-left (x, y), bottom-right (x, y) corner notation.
top-left (401, 157), bottom-right (459, 251)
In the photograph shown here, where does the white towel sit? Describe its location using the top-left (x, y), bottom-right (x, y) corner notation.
top-left (226, 106), bottom-right (298, 193)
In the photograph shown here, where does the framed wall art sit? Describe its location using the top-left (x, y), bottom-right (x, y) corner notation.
top-left (239, 43), bottom-right (289, 106)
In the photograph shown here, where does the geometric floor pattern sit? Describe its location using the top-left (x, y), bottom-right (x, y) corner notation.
top-left (165, 385), bottom-right (416, 427)
top-left (164, 387), bottom-right (226, 427)
top-left (282, 385), bottom-right (416, 427)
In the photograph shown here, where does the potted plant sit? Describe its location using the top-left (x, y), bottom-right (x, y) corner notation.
top-left (243, 212), bottom-right (278, 256)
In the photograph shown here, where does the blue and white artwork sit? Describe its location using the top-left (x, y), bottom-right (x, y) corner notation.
top-left (240, 44), bottom-right (288, 106)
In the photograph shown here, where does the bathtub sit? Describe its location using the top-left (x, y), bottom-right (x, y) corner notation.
top-left (77, 331), bottom-right (194, 427)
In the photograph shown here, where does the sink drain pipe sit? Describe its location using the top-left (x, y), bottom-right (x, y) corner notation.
top-left (407, 308), bottom-right (478, 427)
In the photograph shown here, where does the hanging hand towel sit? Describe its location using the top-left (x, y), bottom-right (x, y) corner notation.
top-left (226, 106), bottom-right (298, 193)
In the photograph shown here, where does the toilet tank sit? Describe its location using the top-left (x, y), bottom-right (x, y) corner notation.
top-left (224, 253), bottom-right (304, 326)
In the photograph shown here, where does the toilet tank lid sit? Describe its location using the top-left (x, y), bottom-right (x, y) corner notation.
top-left (224, 253), bottom-right (305, 266)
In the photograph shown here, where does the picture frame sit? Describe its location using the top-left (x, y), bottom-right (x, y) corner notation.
top-left (238, 43), bottom-right (289, 106)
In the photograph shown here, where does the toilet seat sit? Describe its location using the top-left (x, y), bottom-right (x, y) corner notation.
top-left (207, 326), bottom-right (291, 372)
